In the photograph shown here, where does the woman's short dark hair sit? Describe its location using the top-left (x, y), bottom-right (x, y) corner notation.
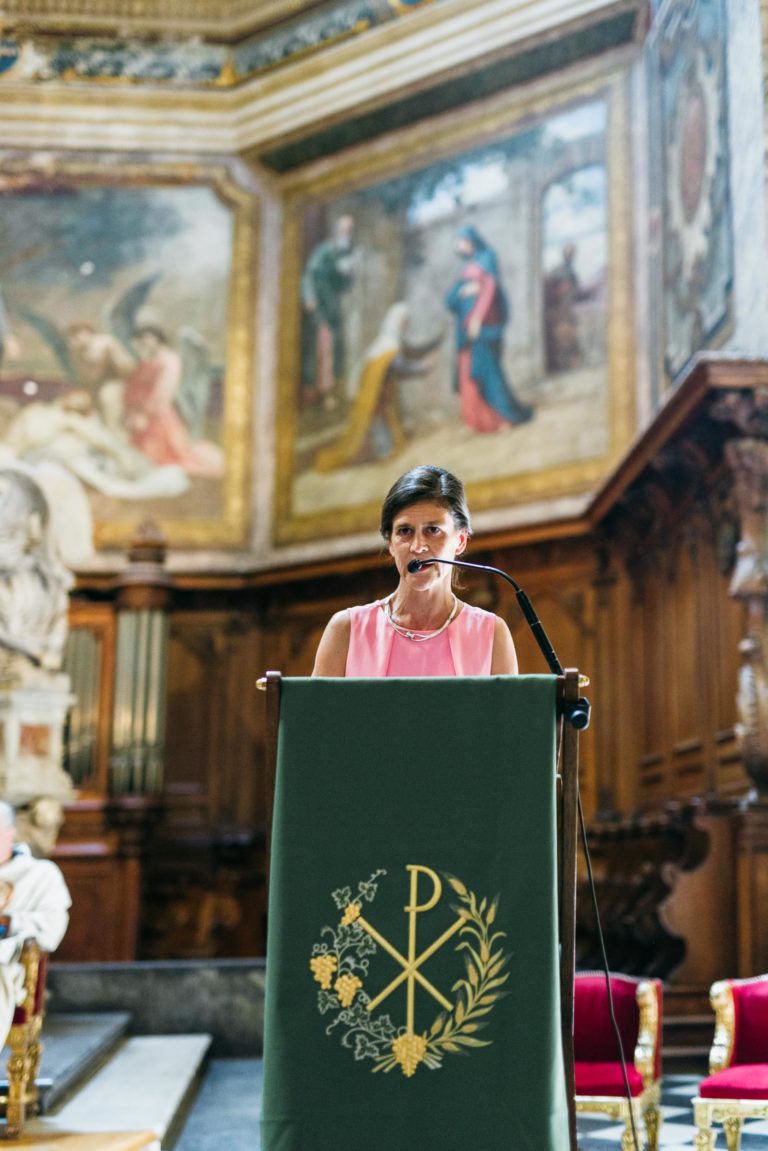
top-left (380, 465), bottom-right (472, 539)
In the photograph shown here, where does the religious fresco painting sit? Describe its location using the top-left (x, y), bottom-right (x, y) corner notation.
top-left (656, 0), bottom-right (733, 383)
top-left (0, 163), bottom-right (256, 549)
top-left (275, 81), bottom-right (634, 546)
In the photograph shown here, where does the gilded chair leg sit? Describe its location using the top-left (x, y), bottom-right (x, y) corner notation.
top-left (693, 1130), bottom-right (716, 1151)
top-left (27, 1038), bottom-right (42, 1109)
top-left (644, 1102), bottom-right (662, 1151)
top-left (723, 1115), bottom-right (743, 1151)
top-left (621, 1120), bottom-right (641, 1151)
top-left (3, 1050), bottom-right (28, 1139)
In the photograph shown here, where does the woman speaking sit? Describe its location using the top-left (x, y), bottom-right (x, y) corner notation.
top-left (313, 464), bottom-right (518, 677)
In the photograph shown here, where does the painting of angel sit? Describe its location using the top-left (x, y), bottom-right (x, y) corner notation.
top-left (0, 166), bottom-right (255, 550)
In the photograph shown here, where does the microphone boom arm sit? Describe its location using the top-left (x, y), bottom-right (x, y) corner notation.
top-left (408, 556), bottom-right (590, 729)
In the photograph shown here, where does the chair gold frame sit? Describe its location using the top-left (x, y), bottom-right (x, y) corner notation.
top-left (0, 939), bottom-right (46, 1139)
top-left (693, 976), bottom-right (768, 1151)
top-left (574, 977), bottom-right (663, 1151)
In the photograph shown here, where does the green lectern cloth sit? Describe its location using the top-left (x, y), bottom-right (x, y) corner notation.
top-left (261, 675), bottom-right (569, 1151)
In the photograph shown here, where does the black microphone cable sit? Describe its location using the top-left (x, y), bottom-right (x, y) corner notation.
top-left (577, 791), bottom-right (642, 1151)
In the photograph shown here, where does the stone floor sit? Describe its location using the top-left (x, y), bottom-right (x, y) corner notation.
top-left (174, 1063), bottom-right (765, 1150)
top-left (173, 1060), bottom-right (262, 1151)
top-left (577, 1073), bottom-right (768, 1150)
top-left (6, 1017), bottom-right (764, 1150)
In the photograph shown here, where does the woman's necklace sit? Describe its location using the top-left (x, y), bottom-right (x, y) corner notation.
top-left (382, 593), bottom-right (459, 642)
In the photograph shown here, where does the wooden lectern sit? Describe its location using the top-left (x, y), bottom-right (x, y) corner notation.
top-left (259, 671), bottom-right (582, 1151)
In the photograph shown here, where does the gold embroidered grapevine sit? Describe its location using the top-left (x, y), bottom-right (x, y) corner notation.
top-left (309, 869), bottom-right (511, 1078)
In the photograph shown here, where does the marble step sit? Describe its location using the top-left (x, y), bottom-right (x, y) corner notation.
top-left (26, 1033), bottom-right (212, 1149)
top-left (173, 1058), bottom-right (263, 1151)
top-left (0, 1011), bottom-right (132, 1114)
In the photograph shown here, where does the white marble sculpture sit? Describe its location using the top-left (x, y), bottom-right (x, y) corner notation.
top-left (0, 463), bottom-right (81, 819)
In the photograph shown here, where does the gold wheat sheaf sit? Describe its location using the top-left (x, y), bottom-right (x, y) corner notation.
top-left (374, 875), bottom-right (511, 1075)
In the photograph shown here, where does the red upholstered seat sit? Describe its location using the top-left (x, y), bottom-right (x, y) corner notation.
top-left (699, 1065), bottom-right (768, 1099)
top-left (574, 1060), bottom-right (645, 1096)
top-left (574, 973), bottom-right (663, 1151)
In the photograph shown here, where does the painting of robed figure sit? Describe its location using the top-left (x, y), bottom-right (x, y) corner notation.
top-left (0, 162), bottom-right (256, 550)
top-left (276, 79), bottom-right (634, 550)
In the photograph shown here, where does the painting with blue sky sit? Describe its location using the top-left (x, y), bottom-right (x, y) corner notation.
top-left (276, 87), bottom-right (630, 547)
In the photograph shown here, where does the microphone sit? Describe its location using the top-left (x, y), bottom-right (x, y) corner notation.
top-left (406, 556), bottom-right (590, 729)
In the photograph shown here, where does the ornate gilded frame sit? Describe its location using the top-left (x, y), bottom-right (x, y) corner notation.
top-left (708, 978), bottom-right (736, 1074)
top-left (0, 156), bottom-right (257, 551)
top-left (273, 69), bottom-right (635, 550)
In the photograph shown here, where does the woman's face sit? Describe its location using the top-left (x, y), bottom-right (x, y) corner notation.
top-left (387, 500), bottom-right (467, 582)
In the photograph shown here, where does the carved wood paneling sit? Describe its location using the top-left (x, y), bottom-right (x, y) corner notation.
top-left (56, 855), bottom-right (143, 962)
top-left (661, 811), bottom-right (738, 986)
top-left (139, 605), bottom-right (267, 960)
top-left (165, 608), bottom-right (263, 829)
top-left (63, 357), bottom-right (768, 977)
top-left (620, 486), bottom-right (743, 809)
top-left (576, 358), bottom-right (768, 999)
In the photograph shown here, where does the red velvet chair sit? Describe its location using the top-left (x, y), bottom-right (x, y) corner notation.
top-left (574, 972), bottom-right (663, 1151)
top-left (693, 974), bottom-right (768, 1151)
top-left (1, 940), bottom-right (47, 1139)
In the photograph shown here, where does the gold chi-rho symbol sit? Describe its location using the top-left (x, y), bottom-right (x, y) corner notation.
top-left (355, 865), bottom-right (465, 1039)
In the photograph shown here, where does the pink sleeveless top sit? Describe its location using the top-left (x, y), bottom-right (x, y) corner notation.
top-left (345, 600), bottom-right (496, 677)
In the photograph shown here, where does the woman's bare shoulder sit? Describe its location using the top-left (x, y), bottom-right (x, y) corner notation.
top-left (491, 614), bottom-right (519, 675)
top-left (312, 609), bottom-right (352, 677)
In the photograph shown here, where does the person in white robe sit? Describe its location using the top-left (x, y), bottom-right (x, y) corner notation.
top-left (0, 802), bottom-right (71, 1042)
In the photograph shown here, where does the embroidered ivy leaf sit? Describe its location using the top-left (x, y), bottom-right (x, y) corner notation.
top-left (354, 1033), bottom-right (380, 1061)
top-left (317, 989), bottom-right (343, 1017)
top-left (331, 886), bottom-right (352, 910)
top-left (336, 923), bottom-right (361, 948)
top-left (355, 934), bottom-right (376, 959)
top-left (346, 1003), bottom-right (371, 1027)
top-left (317, 990), bottom-right (340, 1015)
top-left (369, 1013), bottom-right (397, 1040)
top-left (358, 869), bottom-right (387, 903)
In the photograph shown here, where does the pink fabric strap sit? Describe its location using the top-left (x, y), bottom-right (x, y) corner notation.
top-left (345, 599), bottom-right (495, 677)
